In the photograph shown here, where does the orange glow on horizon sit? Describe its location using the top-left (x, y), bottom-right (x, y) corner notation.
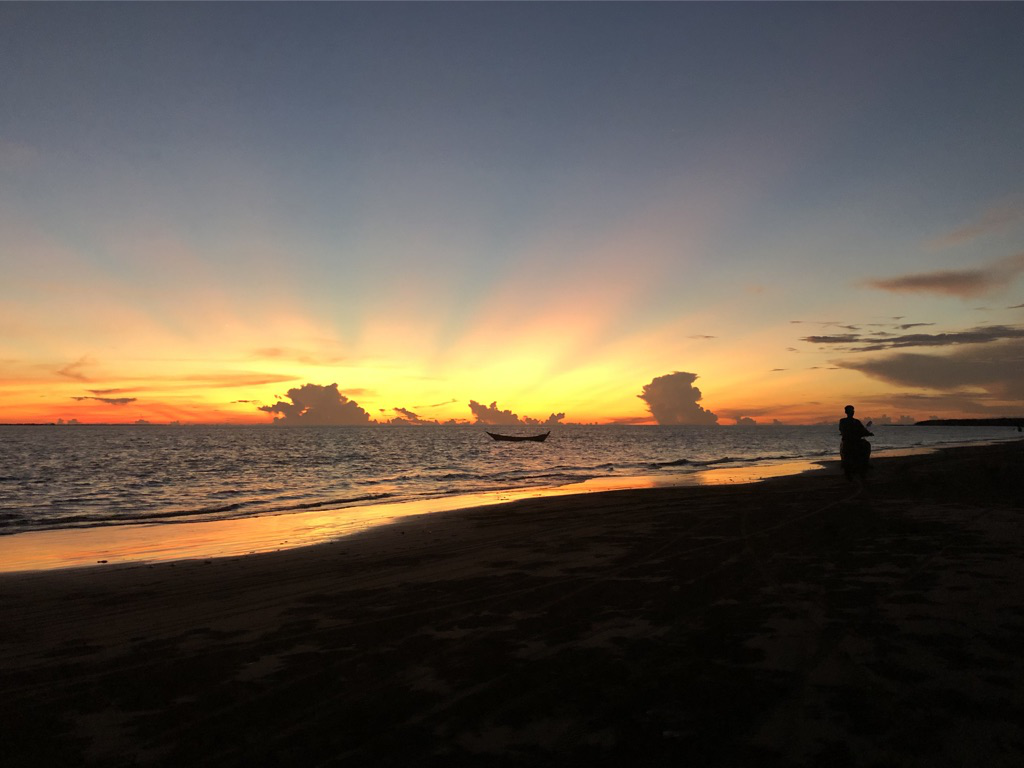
top-left (2, 214), bottom-right (1006, 426)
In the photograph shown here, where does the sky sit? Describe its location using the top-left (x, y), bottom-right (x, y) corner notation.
top-left (2, 3), bottom-right (1023, 426)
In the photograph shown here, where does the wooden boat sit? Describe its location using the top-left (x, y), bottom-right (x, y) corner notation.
top-left (486, 431), bottom-right (550, 443)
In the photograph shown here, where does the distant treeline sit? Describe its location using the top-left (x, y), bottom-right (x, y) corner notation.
top-left (915, 418), bottom-right (1024, 427)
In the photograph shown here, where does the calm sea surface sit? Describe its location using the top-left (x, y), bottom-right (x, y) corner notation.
top-left (1, 424), bottom-right (1019, 535)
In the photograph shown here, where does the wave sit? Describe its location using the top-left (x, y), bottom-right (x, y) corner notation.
top-left (651, 455), bottom-right (750, 468)
top-left (0, 492), bottom-right (398, 535)
top-left (651, 449), bottom-right (838, 469)
top-left (5, 424), bottom-right (1014, 537)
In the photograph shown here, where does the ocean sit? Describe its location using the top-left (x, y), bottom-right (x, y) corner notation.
top-left (2, 423), bottom-right (1020, 537)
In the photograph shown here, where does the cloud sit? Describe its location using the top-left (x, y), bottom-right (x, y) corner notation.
top-left (734, 416), bottom-right (757, 426)
top-left (857, 391), bottom-right (1009, 417)
top-left (467, 400), bottom-right (565, 426)
top-left (57, 356), bottom-right (93, 381)
top-left (836, 339), bottom-right (1024, 400)
top-left (605, 416), bottom-right (653, 425)
top-left (387, 406), bottom-right (440, 425)
top-left (637, 371), bottom-right (718, 425)
top-left (928, 202), bottom-right (1024, 248)
top-left (801, 334), bottom-right (862, 346)
top-left (800, 324), bottom-right (1024, 353)
top-left (106, 373), bottom-right (298, 391)
top-left (72, 396), bottom-right (136, 405)
top-left (185, 373), bottom-right (299, 388)
top-left (871, 414), bottom-right (917, 426)
top-left (258, 383), bottom-right (372, 425)
top-left (414, 398), bottom-right (458, 409)
top-left (468, 400), bottom-right (523, 426)
top-left (864, 252), bottom-right (1024, 298)
top-left (525, 412), bottom-right (565, 426)
top-left (687, 334), bottom-right (717, 340)
top-left (865, 270), bottom-right (998, 298)
top-left (715, 405), bottom-right (785, 422)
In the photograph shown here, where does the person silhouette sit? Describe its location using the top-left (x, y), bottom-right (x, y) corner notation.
top-left (839, 404), bottom-right (873, 479)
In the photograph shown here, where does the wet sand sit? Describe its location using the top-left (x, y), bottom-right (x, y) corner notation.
top-left (2, 441), bottom-right (1023, 766)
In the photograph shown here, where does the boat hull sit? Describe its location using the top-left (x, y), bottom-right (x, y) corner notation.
top-left (486, 431), bottom-right (550, 442)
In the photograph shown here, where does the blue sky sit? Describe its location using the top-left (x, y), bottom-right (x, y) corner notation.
top-left (2, 3), bottom-right (1023, 425)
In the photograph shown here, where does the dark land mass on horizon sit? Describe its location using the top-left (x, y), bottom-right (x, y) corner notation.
top-left (915, 417), bottom-right (1024, 427)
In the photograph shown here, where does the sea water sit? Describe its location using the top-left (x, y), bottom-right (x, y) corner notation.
top-left (1, 423), bottom-right (1019, 535)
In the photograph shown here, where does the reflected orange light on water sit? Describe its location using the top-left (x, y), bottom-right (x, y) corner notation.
top-left (0, 459), bottom-right (827, 573)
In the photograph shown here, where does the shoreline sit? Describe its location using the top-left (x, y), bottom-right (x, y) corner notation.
top-left (0, 456), bottom-right (824, 574)
top-left (2, 440), bottom-right (1022, 765)
top-left (0, 438), bottom-right (1012, 574)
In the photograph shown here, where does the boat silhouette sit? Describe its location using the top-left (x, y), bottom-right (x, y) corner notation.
top-left (485, 431), bottom-right (550, 443)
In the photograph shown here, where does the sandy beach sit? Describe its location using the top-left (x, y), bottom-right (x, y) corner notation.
top-left (2, 441), bottom-right (1023, 766)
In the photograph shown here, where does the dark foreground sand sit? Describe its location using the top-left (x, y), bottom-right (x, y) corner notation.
top-left (2, 442), bottom-right (1023, 767)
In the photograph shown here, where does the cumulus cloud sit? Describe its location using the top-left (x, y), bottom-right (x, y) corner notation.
top-left (836, 339), bottom-right (1024, 400)
top-left (637, 372), bottom-right (718, 425)
top-left (259, 383), bottom-right (372, 425)
top-left (734, 416), bottom-right (757, 426)
top-left (72, 396), bottom-right (136, 405)
top-left (525, 412), bottom-right (565, 426)
top-left (864, 252), bottom-right (1024, 298)
top-left (387, 406), bottom-right (440, 426)
top-left (715, 406), bottom-right (782, 422)
top-left (467, 400), bottom-right (565, 426)
top-left (468, 400), bottom-right (521, 425)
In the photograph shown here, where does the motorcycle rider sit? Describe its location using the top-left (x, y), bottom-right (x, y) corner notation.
top-left (839, 404), bottom-right (873, 478)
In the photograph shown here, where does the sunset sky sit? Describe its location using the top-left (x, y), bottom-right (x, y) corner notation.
top-left (2, 3), bottom-right (1023, 426)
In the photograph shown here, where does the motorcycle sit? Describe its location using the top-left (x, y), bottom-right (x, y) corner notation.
top-left (840, 419), bottom-right (873, 480)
